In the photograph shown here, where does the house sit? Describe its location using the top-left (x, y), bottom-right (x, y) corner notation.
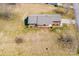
top-left (24, 14), bottom-right (61, 27)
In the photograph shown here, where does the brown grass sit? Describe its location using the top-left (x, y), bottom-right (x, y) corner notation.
top-left (0, 26), bottom-right (78, 56)
top-left (0, 4), bottom-right (78, 56)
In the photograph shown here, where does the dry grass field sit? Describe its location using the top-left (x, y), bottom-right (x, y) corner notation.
top-left (0, 4), bottom-right (78, 56)
top-left (0, 25), bottom-right (78, 56)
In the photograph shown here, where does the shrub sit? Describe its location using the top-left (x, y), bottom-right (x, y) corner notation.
top-left (77, 48), bottom-right (79, 54)
top-left (57, 33), bottom-right (74, 49)
top-left (15, 37), bottom-right (23, 44)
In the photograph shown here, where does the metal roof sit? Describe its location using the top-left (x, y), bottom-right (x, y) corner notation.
top-left (28, 14), bottom-right (61, 25)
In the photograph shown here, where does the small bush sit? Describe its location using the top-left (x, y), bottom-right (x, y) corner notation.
top-left (77, 48), bottom-right (79, 54)
top-left (46, 48), bottom-right (48, 50)
top-left (49, 27), bottom-right (63, 33)
top-left (15, 37), bottom-right (23, 44)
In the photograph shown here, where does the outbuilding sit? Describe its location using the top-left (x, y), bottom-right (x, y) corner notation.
top-left (24, 14), bottom-right (62, 27)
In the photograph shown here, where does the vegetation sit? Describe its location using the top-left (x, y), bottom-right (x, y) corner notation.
top-left (49, 24), bottom-right (68, 33)
top-left (0, 4), bottom-right (78, 56)
top-left (39, 7), bottom-right (75, 19)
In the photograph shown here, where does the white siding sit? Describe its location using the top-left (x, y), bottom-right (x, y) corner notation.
top-left (61, 19), bottom-right (75, 24)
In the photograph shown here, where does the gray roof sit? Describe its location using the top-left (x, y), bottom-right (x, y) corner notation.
top-left (28, 14), bottom-right (61, 25)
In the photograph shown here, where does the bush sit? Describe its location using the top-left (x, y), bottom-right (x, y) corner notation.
top-left (15, 37), bottom-right (24, 44)
top-left (77, 48), bottom-right (79, 54)
top-left (0, 12), bottom-right (16, 20)
top-left (49, 27), bottom-right (63, 33)
top-left (57, 33), bottom-right (74, 49)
